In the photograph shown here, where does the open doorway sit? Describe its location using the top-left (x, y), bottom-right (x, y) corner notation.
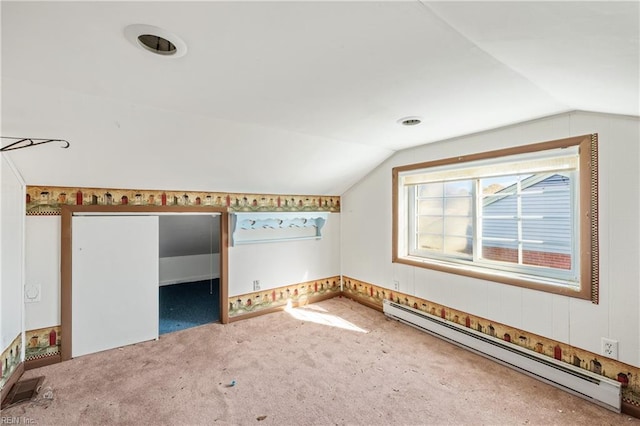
top-left (158, 214), bottom-right (221, 334)
top-left (60, 205), bottom-right (229, 361)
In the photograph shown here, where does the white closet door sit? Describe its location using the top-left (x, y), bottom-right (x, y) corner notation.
top-left (72, 215), bottom-right (159, 357)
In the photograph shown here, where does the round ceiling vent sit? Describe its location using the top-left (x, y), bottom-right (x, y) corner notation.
top-left (124, 24), bottom-right (187, 58)
top-left (397, 116), bottom-right (423, 126)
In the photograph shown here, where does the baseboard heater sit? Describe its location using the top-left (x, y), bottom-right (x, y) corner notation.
top-left (383, 300), bottom-right (621, 412)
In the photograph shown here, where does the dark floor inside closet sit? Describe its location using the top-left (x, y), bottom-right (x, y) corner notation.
top-left (159, 279), bottom-right (220, 335)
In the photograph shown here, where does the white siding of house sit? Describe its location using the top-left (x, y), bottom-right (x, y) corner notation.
top-left (483, 174), bottom-right (572, 255)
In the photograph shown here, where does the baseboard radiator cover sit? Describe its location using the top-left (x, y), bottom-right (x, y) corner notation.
top-left (383, 300), bottom-right (621, 412)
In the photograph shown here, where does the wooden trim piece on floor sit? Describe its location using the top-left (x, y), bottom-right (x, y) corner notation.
top-left (61, 206), bottom-right (72, 361)
top-left (0, 362), bottom-right (24, 405)
top-left (228, 291), bottom-right (339, 322)
top-left (220, 212), bottom-right (229, 324)
top-left (24, 354), bottom-right (62, 371)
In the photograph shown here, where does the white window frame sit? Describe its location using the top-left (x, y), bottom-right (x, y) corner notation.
top-left (392, 134), bottom-right (599, 302)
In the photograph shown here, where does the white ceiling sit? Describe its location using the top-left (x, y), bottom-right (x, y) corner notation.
top-left (1, 1), bottom-right (638, 195)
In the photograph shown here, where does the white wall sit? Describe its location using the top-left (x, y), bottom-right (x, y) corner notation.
top-left (23, 211), bottom-right (341, 324)
top-left (24, 215), bottom-right (222, 326)
top-left (158, 214), bottom-right (220, 286)
top-left (229, 213), bottom-right (340, 295)
top-left (341, 111), bottom-right (640, 367)
top-left (24, 216), bottom-right (60, 331)
top-left (159, 215), bottom-right (220, 256)
top-left (159, 254), bottom-right (220, 286)
top-left (569, 112), bottom-right (640, 366)
top-left (1, 155), bottom-right (25, 354)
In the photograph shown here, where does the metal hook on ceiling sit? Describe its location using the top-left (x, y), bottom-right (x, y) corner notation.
top-left (1, 136), bottom-right (70, 152)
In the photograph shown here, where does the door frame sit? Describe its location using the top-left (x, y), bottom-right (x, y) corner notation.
top-left (60, 204), bottom-right (229, 361)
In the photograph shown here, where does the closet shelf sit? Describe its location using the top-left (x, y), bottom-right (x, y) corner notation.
top-left (230, 212), bottom-right (328, 246)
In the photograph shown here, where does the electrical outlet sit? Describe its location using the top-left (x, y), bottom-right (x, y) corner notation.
top-left (253, 280), bottom-right (261, 291)
top-left (393, 280), bottom-right (399, 291)
top-left (601, 338), bottom-right (618, 359)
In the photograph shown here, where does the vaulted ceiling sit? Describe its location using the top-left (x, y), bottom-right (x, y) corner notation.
top-left (2, 1), bottom-right (638, 195)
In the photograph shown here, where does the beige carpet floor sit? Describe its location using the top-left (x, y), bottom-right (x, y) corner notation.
top-left (3, 297), bottom-right (638, 425)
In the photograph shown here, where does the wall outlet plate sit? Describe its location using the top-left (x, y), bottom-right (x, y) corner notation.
top-left (393, 280), bottom-right (399, 291)
top-left (601, 337), bottom-right (618, 359)
top-left (253, 280), bottom-right (260, 291)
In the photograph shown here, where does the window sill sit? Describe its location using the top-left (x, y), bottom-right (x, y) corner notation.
top-left (394, 255), bottom-right (588, 300)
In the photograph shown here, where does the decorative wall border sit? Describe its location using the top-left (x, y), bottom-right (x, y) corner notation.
top-left (25, 186), bottom-right (340, 215)
top-left (342, 276), bottom-right (640, 408)
top-left (24, 326), bottom-right (61, 364)
top-left (229, 276), bottom-right (341, 319)
top-left (590, 133), bottom-right (600, 304)
top-left (1, 333), bottom-right (22, 392)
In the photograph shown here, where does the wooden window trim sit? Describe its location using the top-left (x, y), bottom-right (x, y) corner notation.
top-left (392, 134), bottom-right (598, 302)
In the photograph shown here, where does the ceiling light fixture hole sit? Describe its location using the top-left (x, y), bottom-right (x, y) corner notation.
top-left (124, 24), bottom-right (187, 58)
top-left (138, 34), bottom-right (177, 55)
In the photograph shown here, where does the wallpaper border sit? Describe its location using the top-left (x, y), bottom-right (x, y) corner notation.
top-left (342, 275), bottom-right (640, 408)
top-left (0, 333), bottom-right (22, 392)
top-left (25, 185), bottom-right (340, 215)
top-left (24, 326), bottom-right (61, 363)
top-left (229, 276), bottom-right (342, 318)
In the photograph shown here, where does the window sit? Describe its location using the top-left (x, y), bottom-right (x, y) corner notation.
top-left (393, 134), bottom-right (598, 301)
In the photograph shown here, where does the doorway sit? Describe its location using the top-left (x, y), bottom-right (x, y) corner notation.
top-left (158, 214), bottom-right (221, 334)
top-left (60, 205), bottom-right (229, 361)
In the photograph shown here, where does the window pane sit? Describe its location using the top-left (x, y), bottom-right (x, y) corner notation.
top-left (444, 236), bottom-right (472, 257)
top-left (522, 249), bottom-right (571, 270)
top-left (445, 180), bottom-right (473, 196)
top-left (418, 199), bottom-right (443, 216)
top-left (445, 197), bottom-right (472, 216)
top-left (482, 179), bottom-right (518, 216)
top-left (522, 219), bottom-right (572, 248)
top-left (482, 218), bottom-right (517, 240)
top-left (482, 215), bottom-right (518, 264)
top-left (481, 240), bottom-right (518, 264)
top-left (521, 175), bottom-right (571, 216)
top-left (481, 176), bottom-right (519, 196)
top-left (522, 218), bottom-right (572, 270)
top-left (418, 216), bottom-right (443, 234)
top-left (444, 216), bottom-right (472, 237)
top-left (417, 234), bottom-right (443, 252)
top-left (418, 183), bottom-right (443, 198)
